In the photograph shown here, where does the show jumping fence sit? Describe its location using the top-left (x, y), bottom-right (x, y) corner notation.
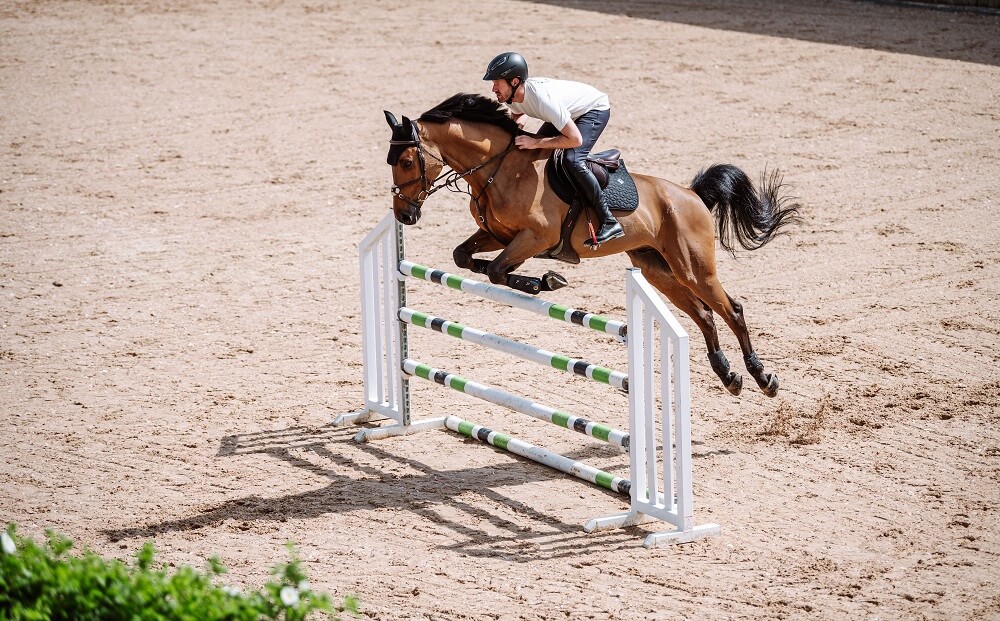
top-left (334, 212), bottom-right (720, 547)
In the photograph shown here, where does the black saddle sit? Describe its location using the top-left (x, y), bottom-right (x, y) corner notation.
top-left (545, 149), bottom-right (639, 213)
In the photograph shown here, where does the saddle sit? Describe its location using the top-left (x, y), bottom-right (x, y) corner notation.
top-left (546, 149), bottom-right (622, 194)
top-left (539, 148), bottom-right (640, 264)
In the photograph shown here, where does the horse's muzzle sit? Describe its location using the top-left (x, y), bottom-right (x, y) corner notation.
top-left (396, 204), bottom-right (420, 225)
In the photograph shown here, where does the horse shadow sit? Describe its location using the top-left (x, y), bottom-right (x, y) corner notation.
top-left (102, 419), bottom-right (652, 561)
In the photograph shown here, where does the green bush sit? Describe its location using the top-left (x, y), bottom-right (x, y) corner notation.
top-left (0, 524), bottom-right (358, 621)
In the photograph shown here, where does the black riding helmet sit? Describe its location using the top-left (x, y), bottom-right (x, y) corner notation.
top-left (483, 52), bottom-right (528, 103)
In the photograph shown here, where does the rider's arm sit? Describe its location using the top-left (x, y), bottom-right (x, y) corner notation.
top-left (515, 120), bottom-right (582, 150)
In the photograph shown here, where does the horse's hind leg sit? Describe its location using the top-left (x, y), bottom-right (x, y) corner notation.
top-left (627, 249), bottom-right (743, 396)
top-left (678, 265), bottom-right (779, 397)
top-left (723, 293), bottom-right (778, 396)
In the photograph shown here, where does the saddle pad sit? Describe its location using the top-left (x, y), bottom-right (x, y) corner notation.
top-left (545, 157), bottom-right (640, 213)
top-left (604, 163), bottom-right (639, 213)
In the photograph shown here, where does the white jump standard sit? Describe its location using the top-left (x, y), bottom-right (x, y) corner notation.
top-left (336, 213), bottom-right (720, 547)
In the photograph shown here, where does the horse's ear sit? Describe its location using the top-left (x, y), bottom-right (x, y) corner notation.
top-left (401, 116), bottom-right (418, 140)
top-left (384, 110), bottom-right (400, 128)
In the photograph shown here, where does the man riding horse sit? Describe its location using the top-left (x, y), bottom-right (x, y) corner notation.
top-left (384, 69), bottom-right (801, 398)
top-left (483, 52), bottom-right (624, 248)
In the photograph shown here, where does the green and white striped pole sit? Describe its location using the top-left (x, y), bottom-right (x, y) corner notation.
top-left (399, 307), bottom-right (628, 392)
top-left (398, 261), bottom-right (627, 338)
top-left (445, 415), bottom-right (631, 496)
top-left (403, 358), bottom-right (629, 452)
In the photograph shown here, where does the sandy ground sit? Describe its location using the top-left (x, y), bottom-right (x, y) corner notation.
top-left (2, 1), bottom-right (999, 619)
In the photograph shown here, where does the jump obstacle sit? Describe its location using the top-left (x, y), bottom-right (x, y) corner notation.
top-left (334, 213), bottom-right (720, 547)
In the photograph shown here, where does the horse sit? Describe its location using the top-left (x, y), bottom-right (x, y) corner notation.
top-left (383, 93), bottom-right (801, 398)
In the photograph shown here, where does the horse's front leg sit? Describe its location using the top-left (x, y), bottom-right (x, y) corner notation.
top-left (486, 229), bottom-right (559, 295)
top-left (453, 229), bottom-right (504, 275)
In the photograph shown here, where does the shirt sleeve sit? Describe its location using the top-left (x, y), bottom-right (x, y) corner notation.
top-left (529, 83), bottom-right (572, 130)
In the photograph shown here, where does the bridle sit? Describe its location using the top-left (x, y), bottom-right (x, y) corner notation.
top-left (389, 121), bottom-right (516, 224)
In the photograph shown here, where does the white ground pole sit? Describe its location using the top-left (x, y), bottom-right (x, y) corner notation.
top-left (340, 212), bottom-right (719, 546)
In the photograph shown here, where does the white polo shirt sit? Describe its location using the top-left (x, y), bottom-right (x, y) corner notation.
top-left (507, 77), bottom-right (610, 131)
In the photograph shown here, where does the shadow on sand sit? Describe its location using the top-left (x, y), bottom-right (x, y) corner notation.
top-left (102, 423), bottom-right (650, 561)
top-left (523, 0), bottom-right (999, 65)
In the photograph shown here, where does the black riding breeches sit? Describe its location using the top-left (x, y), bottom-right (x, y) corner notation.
top-left (538, 108), bottom-right (611, 209)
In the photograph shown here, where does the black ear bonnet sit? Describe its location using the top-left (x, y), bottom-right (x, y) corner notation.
top-left (385, 111), bottom-right (419, 166)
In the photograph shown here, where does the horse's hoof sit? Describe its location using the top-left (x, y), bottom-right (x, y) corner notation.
top-left (761, 373), bottom-right (779, 397)
top-left (470, 258), bottom-right (491, 275)
top-left (541, 271), bottom-right (568, 291)
top-left (725, 373), bottom-right (742, 396)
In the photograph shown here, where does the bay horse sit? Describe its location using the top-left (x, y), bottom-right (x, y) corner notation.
top-left (384, 93), bottom-right (801, 398)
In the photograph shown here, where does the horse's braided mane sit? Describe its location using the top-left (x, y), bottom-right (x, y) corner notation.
top-left (419, 93), bottom-right (519, 135)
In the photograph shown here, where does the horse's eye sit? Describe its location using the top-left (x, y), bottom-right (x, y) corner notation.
top-left (400, 159), bottom-right (413, 169)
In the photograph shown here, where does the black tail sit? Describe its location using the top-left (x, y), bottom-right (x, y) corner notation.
top-left (690, 164), bottom-right (802, 254)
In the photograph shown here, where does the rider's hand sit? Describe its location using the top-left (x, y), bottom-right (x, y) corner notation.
top-left (515, 135), bottom-right (537, 150)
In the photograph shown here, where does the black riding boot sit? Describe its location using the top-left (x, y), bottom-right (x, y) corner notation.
top-left (590, 193), bottom-right (624, 246)
top-left (569, 162), bottom-right (623, 247)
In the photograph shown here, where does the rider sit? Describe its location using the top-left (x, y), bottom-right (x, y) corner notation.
top-left (483, 52), bottom-right (624, 247)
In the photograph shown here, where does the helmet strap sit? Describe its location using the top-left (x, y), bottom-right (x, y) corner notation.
top-left (505, 78), bottom-right (521, 105)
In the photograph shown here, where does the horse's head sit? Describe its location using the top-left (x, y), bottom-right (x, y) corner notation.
top-left (384, 111), bottom-right (443, 225)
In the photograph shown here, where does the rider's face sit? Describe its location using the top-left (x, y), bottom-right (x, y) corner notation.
top-left (490, 79), bottom-right (511, 102)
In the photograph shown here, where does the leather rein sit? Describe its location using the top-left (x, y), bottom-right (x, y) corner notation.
top-left (389, 121), bottom-right (516, 239)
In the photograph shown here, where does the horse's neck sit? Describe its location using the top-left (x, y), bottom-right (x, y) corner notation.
top-left (429, 122), bottom-right (513, 173)
top-left (426, 122), bottom-right (536, 217)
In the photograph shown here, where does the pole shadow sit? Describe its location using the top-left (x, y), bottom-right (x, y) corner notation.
top-left (103, 421), bottom-right (654, 561)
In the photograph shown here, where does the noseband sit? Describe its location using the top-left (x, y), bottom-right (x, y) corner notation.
top-left (389, 122), bottom-right (516, 215)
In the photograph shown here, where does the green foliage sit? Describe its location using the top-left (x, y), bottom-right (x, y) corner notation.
top-left (0, 525), bottom-right (359, 621)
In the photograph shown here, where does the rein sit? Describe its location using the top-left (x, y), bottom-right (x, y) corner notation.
top-left (390, 122), bottom-right (516, 241)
